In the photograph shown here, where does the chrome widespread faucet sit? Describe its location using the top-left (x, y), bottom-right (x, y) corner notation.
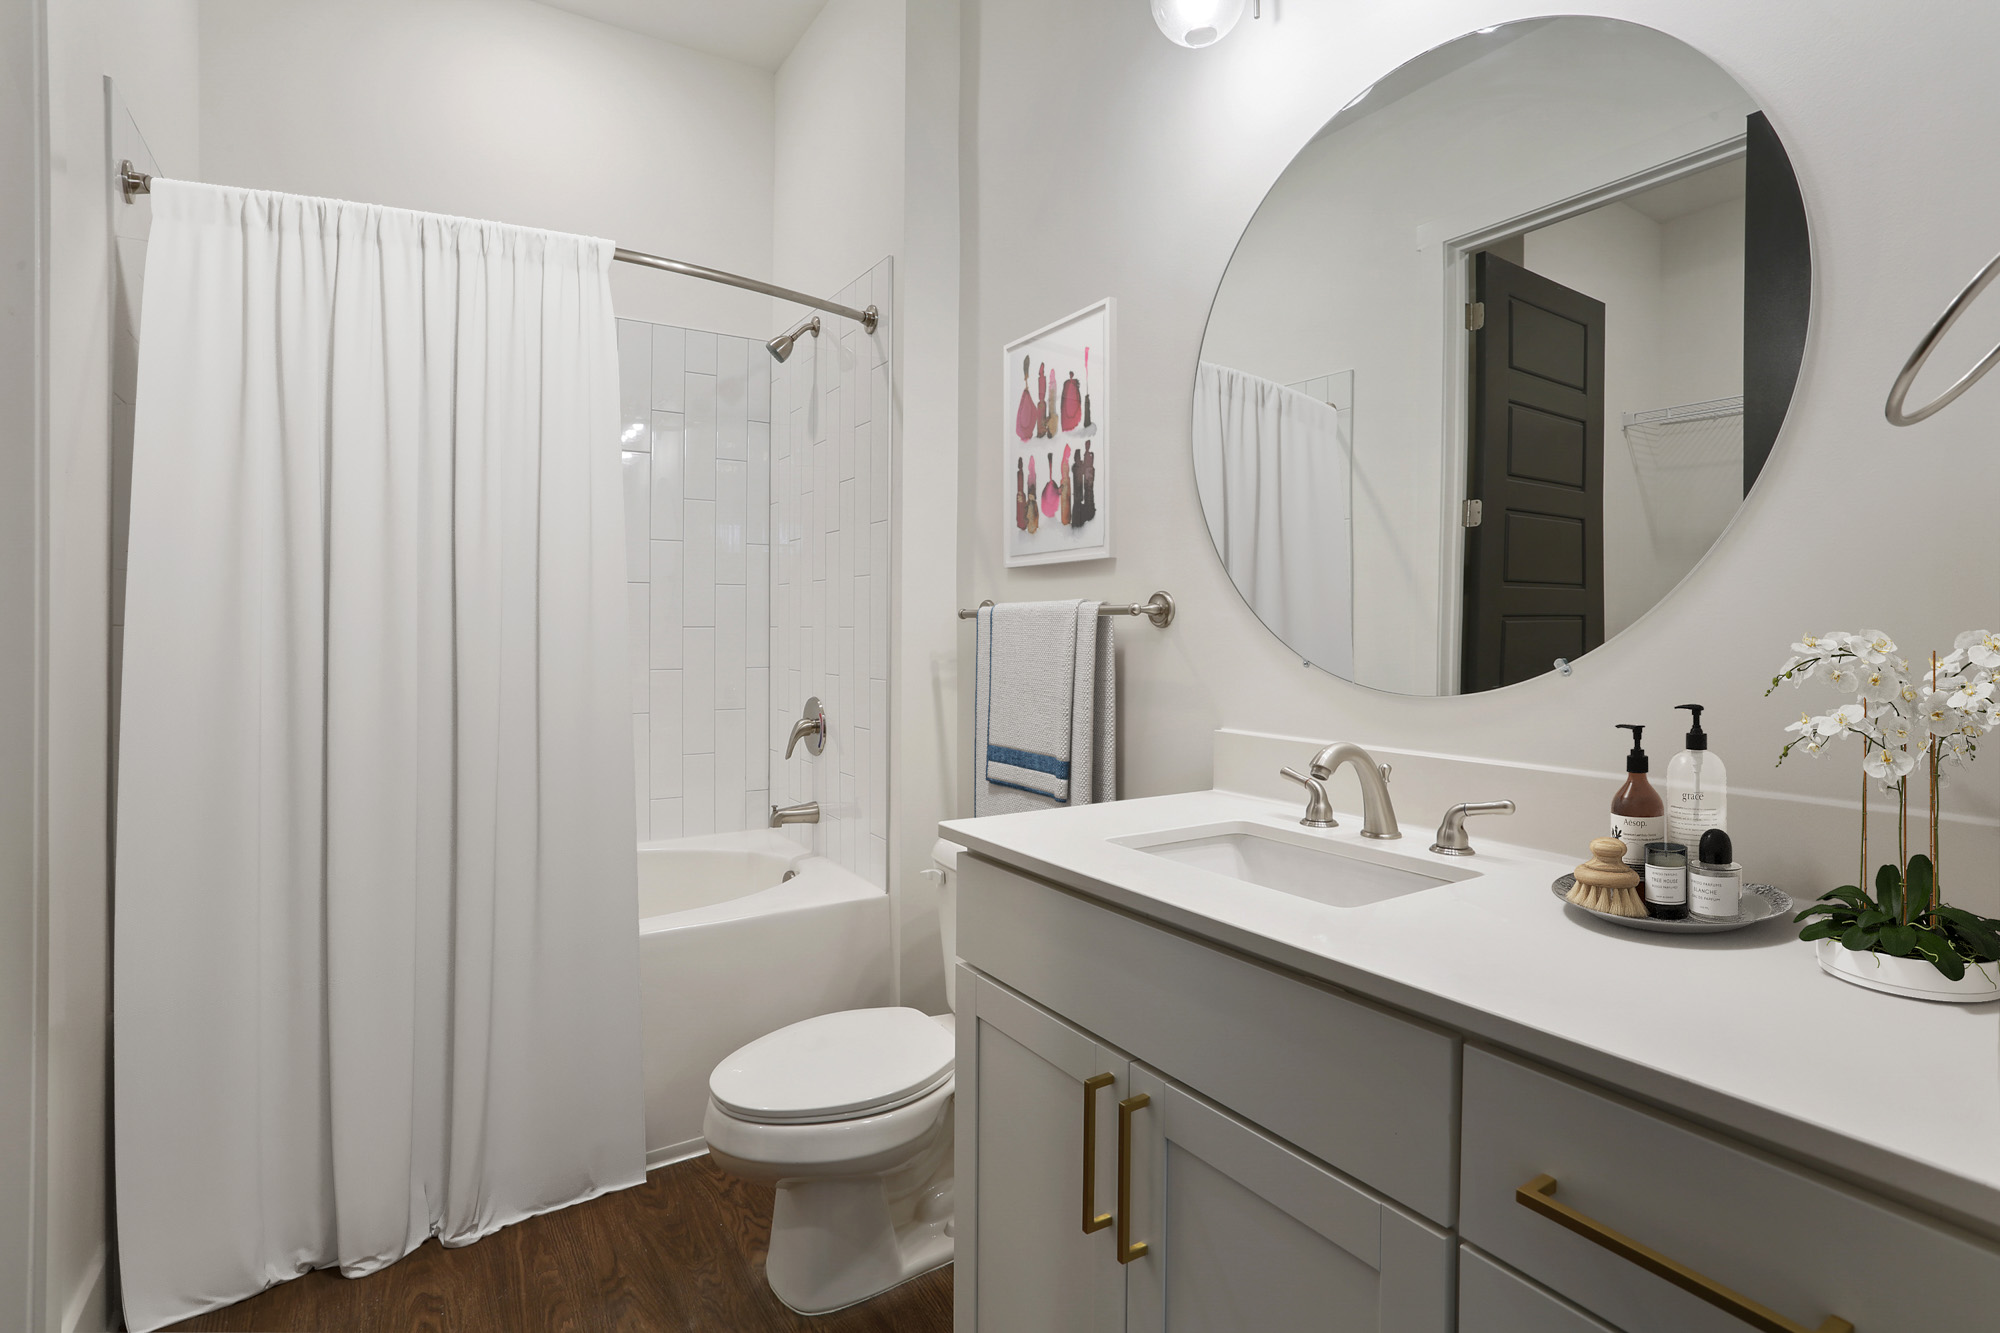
top-left (770, 801), bottom-right (820, 828)
top-left (1310, 742), bottom-right (1402, 839)
top-left (1428, 801), bottom-right (1515, 856)
top-left (1278, 766), bottom-right (1337, 828)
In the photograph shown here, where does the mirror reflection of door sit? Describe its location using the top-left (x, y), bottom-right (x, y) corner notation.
top-left (1462, 253), bottom-right (1605, 693)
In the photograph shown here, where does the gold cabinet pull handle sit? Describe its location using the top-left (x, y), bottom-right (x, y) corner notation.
top-left (1116, 1093), bottom-right (1151, 1264)
top-left (1081, 1074), bottom-right (1114, 1233)
top-left (1516, 1175), bottom-right (1852, 1333)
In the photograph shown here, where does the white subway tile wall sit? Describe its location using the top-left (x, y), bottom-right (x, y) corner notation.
top-left (620, 260), bottom-right (891, 884)
top-left (770, 259), bottom-right (893, 885)
top-left (621, 318), bottom-right (770, 840)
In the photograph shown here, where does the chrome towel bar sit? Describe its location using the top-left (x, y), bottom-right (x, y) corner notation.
top-left (958, 591), bottom-right (1174, 628)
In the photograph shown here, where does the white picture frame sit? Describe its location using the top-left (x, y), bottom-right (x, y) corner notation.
top-left (1003, 298), bottom-right (1112, 566)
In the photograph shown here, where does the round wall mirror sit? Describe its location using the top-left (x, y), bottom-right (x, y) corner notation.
top-left (1193, 17), bottom-right (1809, 695)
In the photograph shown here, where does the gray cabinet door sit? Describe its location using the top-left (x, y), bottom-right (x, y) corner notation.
top-left (1460, 1244), bottom-right (1624, 1333)
top-left (956, 967), bottom-right (1132, 1333)
top-left (1123, 1065), bottom-right (1452, 1333)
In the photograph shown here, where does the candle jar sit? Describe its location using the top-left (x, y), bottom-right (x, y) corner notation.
top-left (1643, 841), bottom-right (1690, 920)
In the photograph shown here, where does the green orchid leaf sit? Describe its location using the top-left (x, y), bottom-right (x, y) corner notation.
top-left (1793, 904), bottom-right (1852, 923)
top-left (1914, 930), bottom-right (1967, 981)
top-left (1797, 920), bottom-right (1844, 942)
top-left (1935, 908), bottom-right (2000, 963)
top-left (1875, 864), bottom-right (1903, 919)
top-left (1857, 908), bottom-right (1892, 929)
top-left (1840, 924), bottom-right (1879, 953)
top-left (1877, 923), bottom-right (1918, 956)
top-left (1905, 855), bottom-right (1936, 917)
top-left (1818, 886), bottom-right (1870, 909)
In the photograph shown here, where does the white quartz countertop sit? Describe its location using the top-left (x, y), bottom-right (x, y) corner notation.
top-left (941, 789), bottom-right (2000, 1239)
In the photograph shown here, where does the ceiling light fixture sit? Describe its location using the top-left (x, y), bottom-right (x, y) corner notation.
top-left (1151, 0), bottom-right (1251, 49)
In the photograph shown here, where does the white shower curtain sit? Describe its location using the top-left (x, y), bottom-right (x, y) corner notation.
top-left (1192, 362), bottom-right (1354, 678)
top-left (113, 181), bottom-right (645, 1331)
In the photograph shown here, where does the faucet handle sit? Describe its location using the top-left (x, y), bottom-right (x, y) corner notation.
top-left (1279, 766), bottom-right (1339, 829)
top-left (1429, 801), bottom-right (1516, 856)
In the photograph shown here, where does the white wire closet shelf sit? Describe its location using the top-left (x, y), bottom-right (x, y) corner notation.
top-left (1621, 395), bottom-right (1744, 431)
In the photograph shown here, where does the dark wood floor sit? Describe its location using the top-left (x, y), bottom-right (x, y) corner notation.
top-left (166, 1154), bottom-right (953, 1332)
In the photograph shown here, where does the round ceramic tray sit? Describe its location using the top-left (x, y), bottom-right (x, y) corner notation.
top-left (1551, 874), bottom-right (1792, 934)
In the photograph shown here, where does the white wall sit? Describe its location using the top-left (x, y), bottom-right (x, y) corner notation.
top-left (198, 0), bottom-right (777, 336)
top-left (962, 1), bottom-right (2000, 917)
top-left (772, 0), bottom-right (905, 313)
top-left (42, 1), bottom-right (202, 1329)
top-left (0, 2), bottom-right (47, 1326)
top-left (774, 0), bottom-right (965, 1012)
top-left (1196, 18), bottom-right (1755, 693)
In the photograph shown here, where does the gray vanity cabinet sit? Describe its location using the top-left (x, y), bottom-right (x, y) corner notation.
top-left (1121, 1065), bottom-right (1452, 1333)
top-left (955, 965), bottom-right (1453, 1333)
top-left (954, 971), bottom-right (1131, 1333)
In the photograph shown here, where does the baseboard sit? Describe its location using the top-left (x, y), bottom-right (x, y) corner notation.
top-left (60, 1243), bottom-right (107, 1333)
top-left (646, 1137), bottom-right (708, 1172)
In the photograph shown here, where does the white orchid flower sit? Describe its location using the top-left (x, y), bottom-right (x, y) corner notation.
top-left (1863, 745), bottom-right (1918, 782)
top-left (1856, 662), bottom-right (1905, 703)
top-left (1954, 629), bottom-right (2000, 670)
top-left (1850, 630), bottom-right (1897, 664)
top-left (1949, 676), bottom-right (1995, 712)
top-left (1916, 690), bottom-right (1963, 737)
top-left (1874, 710), bottom-right (1919, 749)
top-left (1792, 632), bottom-right (1838, 656)
top-left (1823, 661), bottom-right (1861, 691)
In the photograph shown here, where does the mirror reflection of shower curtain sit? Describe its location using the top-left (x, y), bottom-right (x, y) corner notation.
top-left (1193, 362), bottom-right (1353, 677)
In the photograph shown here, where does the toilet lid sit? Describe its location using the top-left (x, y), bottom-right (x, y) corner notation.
top-left (709, 1007), bottom-right (955, 1125)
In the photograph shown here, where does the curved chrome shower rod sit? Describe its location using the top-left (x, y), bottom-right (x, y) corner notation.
top-left (117, 161), bottom-right (878, 336)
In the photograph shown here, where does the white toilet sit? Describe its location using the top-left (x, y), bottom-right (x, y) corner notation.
top-left (702, 839), bottom-right (963, 1314)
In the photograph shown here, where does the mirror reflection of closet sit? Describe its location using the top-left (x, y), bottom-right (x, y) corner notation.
top-left (1193, 17), bottom-right (1810, 696)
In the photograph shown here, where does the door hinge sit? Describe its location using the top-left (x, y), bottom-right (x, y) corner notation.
top-left (1462, 499), bottom-right (1483, 528)
top-left (1465, 301), bottom-right (1485, 331)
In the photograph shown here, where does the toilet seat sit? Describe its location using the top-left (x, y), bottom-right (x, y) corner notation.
top-left (709, 1007), bottom-right (955, 1126)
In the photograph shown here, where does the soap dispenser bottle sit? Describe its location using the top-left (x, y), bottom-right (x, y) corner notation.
top-left (1611, 724), bottom-right (1665, 869)
top-left (1665, 704), bottom-right (1727, 848)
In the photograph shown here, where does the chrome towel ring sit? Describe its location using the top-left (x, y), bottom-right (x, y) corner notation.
top-left (1885, 248), bottom-right (2000, 425)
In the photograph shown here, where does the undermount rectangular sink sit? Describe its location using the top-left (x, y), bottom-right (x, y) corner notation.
top-left (1113, 821), bottom-right (1473, 909)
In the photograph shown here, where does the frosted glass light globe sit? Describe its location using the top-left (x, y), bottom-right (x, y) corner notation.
top-left (1150, 0), bottom-right (1248, 48)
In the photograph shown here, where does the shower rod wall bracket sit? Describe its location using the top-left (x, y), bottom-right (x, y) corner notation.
top-left (119, 160), bottom-right (151, 200)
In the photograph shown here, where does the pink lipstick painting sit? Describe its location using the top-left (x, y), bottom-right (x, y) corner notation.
top-left (1001, 298), bottom-right (1112, 567)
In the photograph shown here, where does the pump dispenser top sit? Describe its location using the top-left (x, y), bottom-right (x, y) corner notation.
top-left (1617, 724), bottom-right (1650, 772)
top-left (1678, 703), bottom-right (1709, 750)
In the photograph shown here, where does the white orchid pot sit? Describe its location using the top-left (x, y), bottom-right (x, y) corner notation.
top-left (1816, 938), bottom-right (2000, 1004)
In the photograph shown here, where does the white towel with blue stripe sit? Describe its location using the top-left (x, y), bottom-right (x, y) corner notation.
top-left (974, 600), bottom-right (1116, 815)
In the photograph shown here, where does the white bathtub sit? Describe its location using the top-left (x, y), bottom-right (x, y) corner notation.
top-left (638, 829), bottom-right (893, 1167)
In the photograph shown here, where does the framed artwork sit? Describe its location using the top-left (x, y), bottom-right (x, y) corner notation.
top-left (1003, 298), bottom-right (1112, 566)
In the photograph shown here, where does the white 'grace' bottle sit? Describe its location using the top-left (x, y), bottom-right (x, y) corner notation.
top-left (1665, 703), bottom-right (1727, 849)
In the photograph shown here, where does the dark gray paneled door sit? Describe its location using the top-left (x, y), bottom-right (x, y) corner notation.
top-left (1462, 252), bottom-right (1606, 693)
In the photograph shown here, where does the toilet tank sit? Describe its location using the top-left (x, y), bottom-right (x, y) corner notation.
top-left (929, 839), bottom-right (964, 1012)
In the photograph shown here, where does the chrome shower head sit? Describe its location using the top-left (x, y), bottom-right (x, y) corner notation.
top-left (766, 315), bottom-right (820, 363)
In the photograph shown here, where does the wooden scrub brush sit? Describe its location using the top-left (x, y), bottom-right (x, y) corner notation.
top-left (1569, 838), bottom-right (1647, 917)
